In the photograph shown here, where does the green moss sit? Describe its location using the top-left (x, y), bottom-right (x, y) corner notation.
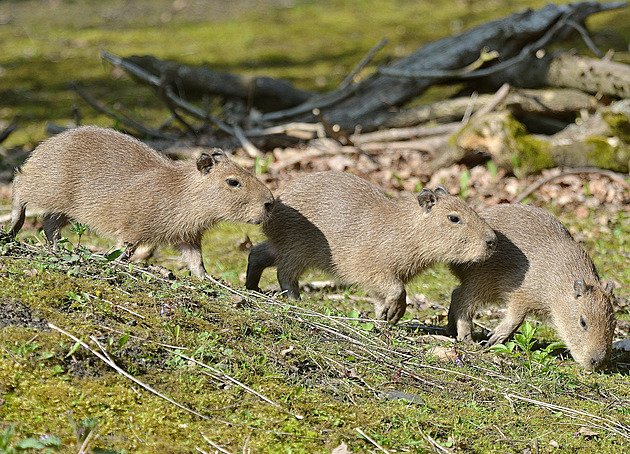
top-left (584, 136), bottom-right (630, 172)
top-left (513, 134), bottom-right (555, 176)
top-left (602, 111), bottom-right (630, 142)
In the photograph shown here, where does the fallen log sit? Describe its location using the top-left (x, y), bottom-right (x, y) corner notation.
top-left (259, 1), bottom-right (625, 130)
top-left (123, 54), bottom-right (313, 113)
top-left (109, 2), bottom-right (626, 132)
top-left (382, 88), bottom-right (600, 128)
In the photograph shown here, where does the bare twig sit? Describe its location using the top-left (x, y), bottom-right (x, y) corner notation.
top-left (506, 393), bottom-right (630, 439)
top-left (201, 435), bottom-right (236, 454)
top-left (352, 123), bottom-right (460, 144)
top-left (232, 124), bottom-right (261, 158)
top-left (356, 427), bottom-right (391, 454)
top-left (0, 115), bottom-right (19, 144)
top-left (513, 167), bottom-right (630, 203)
top-left (467, 83), bottom-right (511, 123)
top-left (312, 108), bottom-right (354, 146)
top-left (565, 19), bottom-right (604, 58)
top-left (48, 323), bottom-right (211, 421)
top-left (174, 351), bottom-right (304, 420)
top-left (71, 81), bottom-right (179, 140)
top-left (101, 51), bottom-right (235, 136)
top-left (338, 38), bottom-right (389, 90)
top-left (376, 8), bottom-right (595, 80)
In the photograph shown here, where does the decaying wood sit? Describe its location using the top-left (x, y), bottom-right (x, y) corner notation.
top-left (546, 53), bottom-right (630, 98)
top-left (257, 1), bottom-right (625, 130)
top-left (107, 2), bottom-right (625, 132)
top-left (383, 88), bottom-right (599, 128)
top-left (74, 2), bottom-right (630, 175)
top-left (123, 54), bottom-right (313, 113)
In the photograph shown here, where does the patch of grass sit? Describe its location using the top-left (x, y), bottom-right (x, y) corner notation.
top-left (1, 211), bottom-right (629, 453)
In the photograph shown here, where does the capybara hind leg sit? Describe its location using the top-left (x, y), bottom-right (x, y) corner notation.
top-left (8, 183), bottom-right (26, 236)
top-left (486, 301), bottom-right (528, 347)
top-left (447, 286), bottom-right (475, 342)
top-left (178, 242), bottom-right (206, 279)
top-left (8, 203), bottom-right (26, 236)
top-left (277, 261), bottom-right (301, 299)
top-left (375, 283), bottom-right (406, 324)
top-left (42, 213), bottom-right (69, 249)
top-left (246, 241), bottom-right (276, 291)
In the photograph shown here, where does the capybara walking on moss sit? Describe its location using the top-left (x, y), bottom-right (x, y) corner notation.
top-left (448, 203), bottom-right (615, 370)
top-left (9, 126), bottom-right (274, 278)
top-left (246, 171), bottom-right (497, 324)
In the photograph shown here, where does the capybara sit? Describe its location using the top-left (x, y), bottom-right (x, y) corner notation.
top-left (246, 171), bottom-right (497, 323)
top-left (8, 126), bottom-right (274, 278)
top-left (448, 203), bottom-right (615, 370)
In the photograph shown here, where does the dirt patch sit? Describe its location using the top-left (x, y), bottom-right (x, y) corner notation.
top-left (0, 297), bottom-right (48, 331)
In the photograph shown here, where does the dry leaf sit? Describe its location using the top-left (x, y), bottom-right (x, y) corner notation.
top-left (331, 442), bottom-right (353, 454)
top-left (430, 346), bottom-right (460, 363)
top-left (577, 426), bottom-right (599, 439)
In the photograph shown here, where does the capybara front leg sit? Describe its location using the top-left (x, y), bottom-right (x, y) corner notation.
top-left (375, 283), bottom-right (406, 324)
top-left (178, 242), bottom-right (206, 279)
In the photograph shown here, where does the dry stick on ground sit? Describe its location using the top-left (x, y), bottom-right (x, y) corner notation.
top-left (338, 38), bottom-right (389, 91)
top-left (204, 275), bottom-right (630, 441)
top-left (200, 435), bottom-right (235, 454)
top-left (0, 115), bottom-right (19, 144)
top-left (506, 394), bottom-right (630, 439)
top-left (47, 323), bottom-right (212, 421)
top-left (71, 81), bottom-right (179, 141)
top-left (355, 427), bottom-right (392, 454)
top-left (268, 2), bottom-right (624, 129)
top-left (513, 167), bottom-right (630, 203)
top-left (101, 52), bottom-right (235, 137)
top-left (174, 351), bottom-right (304, 420)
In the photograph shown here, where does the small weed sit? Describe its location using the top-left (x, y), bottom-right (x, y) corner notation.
top-left (0, 425), bottom-right (62, 453)
top-left (254, 154), bottom-right (273, 175)
top-left (490, 321), bottom-right (565, 373)
top-left (486, 160), bottom-right (498, 181)
top-left (69, 222), bottom-right (89, 246)
top-left (459, 169), bottom-right (470, 199)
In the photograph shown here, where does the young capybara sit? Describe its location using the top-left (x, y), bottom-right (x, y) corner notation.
top-left (246, 171), bottom-right (497, 324)
top-left (448, 203), bottom-right (615, 370)
top-left (8, 126), bottom-right (274, 278)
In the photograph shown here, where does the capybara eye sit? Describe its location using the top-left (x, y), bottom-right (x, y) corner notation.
top-left (580, 316), bottom-right (588, 330)
top-left (226, 178), bottom-right (242, 188)
top-left (448, 215), bottom-right (461, 224)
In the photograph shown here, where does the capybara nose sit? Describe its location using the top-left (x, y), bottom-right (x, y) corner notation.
top-left (264, 200), bottom-right (275, 212)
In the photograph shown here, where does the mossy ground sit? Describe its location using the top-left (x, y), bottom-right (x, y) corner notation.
top-left (2, 1), bottom-right (630, 452)
top-left (1, 200), bottom-right (629, 453)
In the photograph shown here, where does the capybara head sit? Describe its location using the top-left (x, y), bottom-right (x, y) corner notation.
top-left (416, 185), bottom-right (497, 265)
top-left (192, 149), bottom-right (274, 225)
top-left (555, 278), bottom-right (615, 370)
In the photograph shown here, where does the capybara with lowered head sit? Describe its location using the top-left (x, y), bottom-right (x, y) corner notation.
top-left (246, 171), bottom-right (497, 324)
top-left (448, 203), bottom-right (615, 370)
top-left (8, 126), bottom-right (274, 278)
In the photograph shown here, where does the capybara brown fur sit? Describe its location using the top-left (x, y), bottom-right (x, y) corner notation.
top-left (8, 126), bottom-right (274, 278)
top-left (448, 203), bottom-right (615, 370)
top-left (246, 171), bottom-right (497, 324)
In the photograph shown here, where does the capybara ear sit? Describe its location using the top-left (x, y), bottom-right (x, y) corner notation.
top-left (434, 185), bottom-right (450, 196)
top-left (196, 153), bottom-right (214, 174)
top-left (604, 280), bottom-right (614, 295)
top-left (197, 149), bottom-right (228, 174)
top-left (574, 278), bottom-right (586, 298)
top-left (417, 188), bottom-right (437, 212)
